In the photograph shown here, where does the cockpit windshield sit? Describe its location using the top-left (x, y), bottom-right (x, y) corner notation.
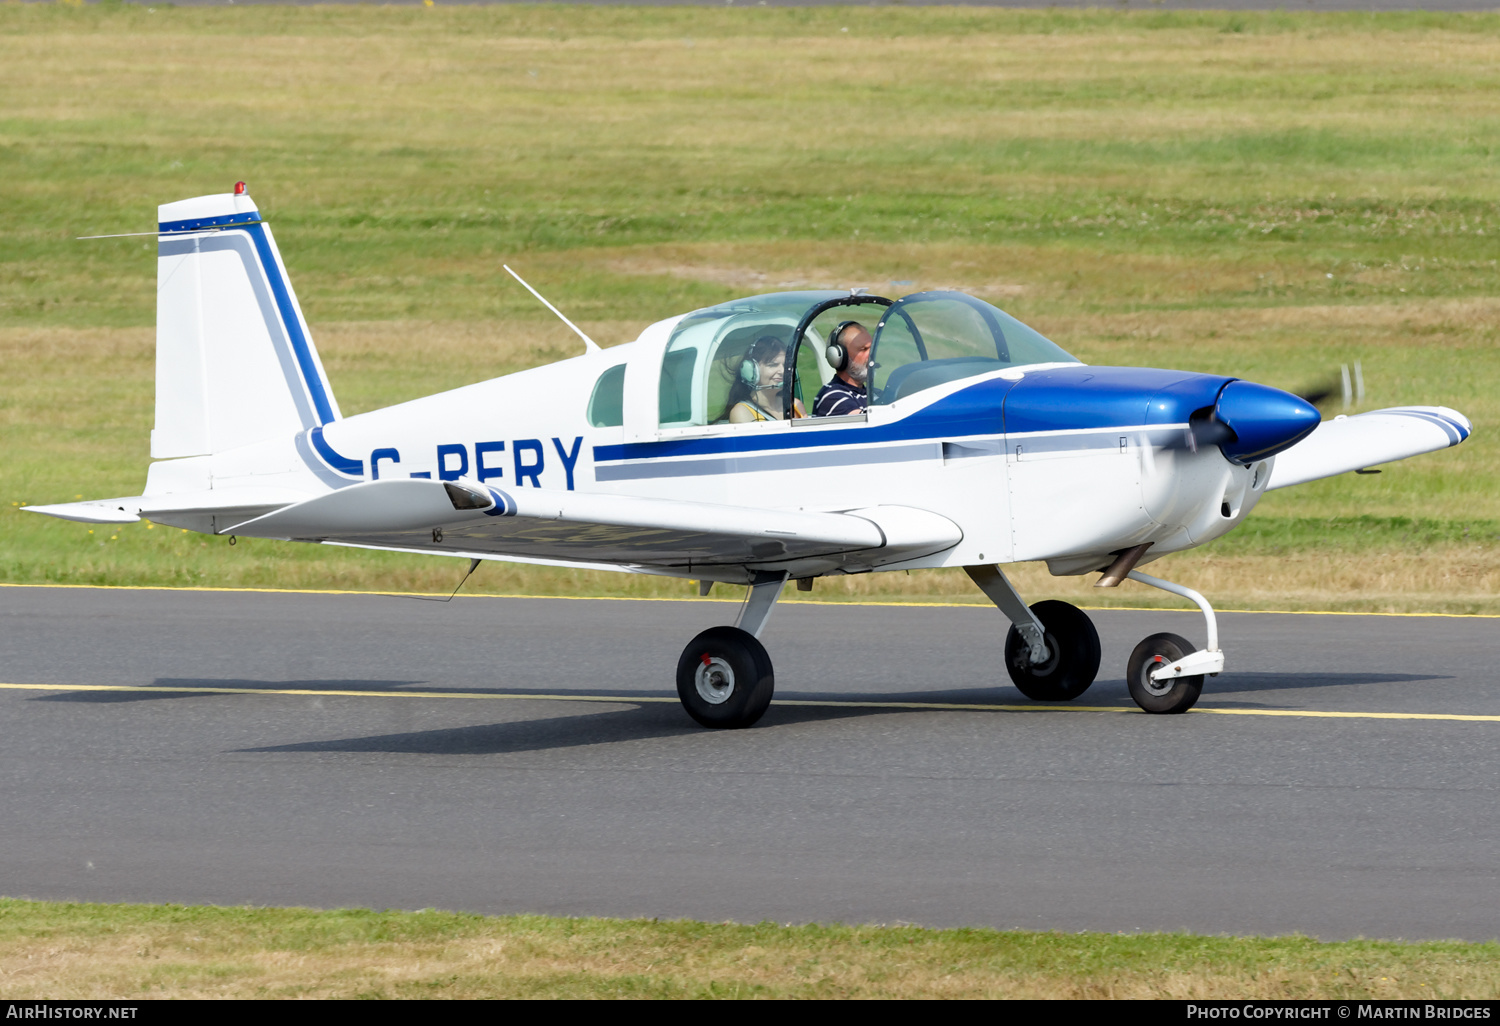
top-left (869, 291), bottom-right (1079, 405)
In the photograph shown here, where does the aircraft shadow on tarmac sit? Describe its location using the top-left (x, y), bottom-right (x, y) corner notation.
top-left (237, 700), bottom-right (947, 756)
top-left (243, 706), bottom-right (716, 755)
top-left (1190, 671), bottom-right (1445, 694)
top-left (229, 673), bottom-right (1448, 757)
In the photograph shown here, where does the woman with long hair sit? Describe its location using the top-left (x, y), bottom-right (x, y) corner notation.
top-left (726, 335), bottom-right (805, 422)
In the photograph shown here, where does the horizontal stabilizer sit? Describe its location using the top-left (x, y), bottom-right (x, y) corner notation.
top-left (21, 500), bottom-right (143, 525)
top-left (1266, 406), bottom-right (1471, 491)
top-left (24, 487), bottom-right (312, 531)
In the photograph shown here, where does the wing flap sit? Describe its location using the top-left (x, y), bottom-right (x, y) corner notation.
top-left (1266, 406), bottom-right (1471, 491)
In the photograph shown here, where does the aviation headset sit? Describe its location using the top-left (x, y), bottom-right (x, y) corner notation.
top-left (739, 335), bottom-right (787, 388)
top-left (825, 321), bottom-right (864, 374)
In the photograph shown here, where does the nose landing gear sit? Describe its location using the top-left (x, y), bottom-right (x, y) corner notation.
top-left (1121, 570), bottom-right (1224, 714)
top-left (1126, 632), bottom-right (1203, 714)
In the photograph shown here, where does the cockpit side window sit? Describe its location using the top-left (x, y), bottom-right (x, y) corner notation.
top-left (588, 363), bottom-right (626, 428)
top-left (659, 344), bottom-right (700, 425)
top-left (658, 291), bottom-right (847, 429)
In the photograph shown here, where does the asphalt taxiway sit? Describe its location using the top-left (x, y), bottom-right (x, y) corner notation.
top-left (2, 584), bottom-right (1496, 940)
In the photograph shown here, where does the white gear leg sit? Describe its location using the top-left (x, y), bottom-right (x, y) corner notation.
top-left (1126, 570), bottom-right (1225, 680)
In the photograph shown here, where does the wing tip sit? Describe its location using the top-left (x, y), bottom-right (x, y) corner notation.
top-left (1360, 406), bottom-right (1472, 446)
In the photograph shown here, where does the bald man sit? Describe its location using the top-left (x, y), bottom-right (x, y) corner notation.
top-left (813, 321), bottom-right (872, 417)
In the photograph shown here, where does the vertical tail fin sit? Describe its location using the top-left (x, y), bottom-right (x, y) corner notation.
top-left (152, 190), bottom-right (340, 458)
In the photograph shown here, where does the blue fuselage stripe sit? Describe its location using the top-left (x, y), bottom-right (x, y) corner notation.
top-left (240, 224), bottom-right (336, 425)
top-left (309, 426), bottom-right (364, 476)
top-left (594, 370), bottom-right (1236, 466)
top-left (596, 378), bottom-right (1013, 464)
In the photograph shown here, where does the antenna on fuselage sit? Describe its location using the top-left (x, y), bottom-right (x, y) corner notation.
top-left (502, 265), bottom-right (601, 354)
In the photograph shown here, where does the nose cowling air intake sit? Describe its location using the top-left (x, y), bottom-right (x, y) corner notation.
top-left (1210, 380), bottom-right (1321, 465)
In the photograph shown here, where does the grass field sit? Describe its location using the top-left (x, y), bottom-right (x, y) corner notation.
top-left (2, 4), bottom-right (1497, 610)
top-left (2, 898), bottom-right (1497, 999)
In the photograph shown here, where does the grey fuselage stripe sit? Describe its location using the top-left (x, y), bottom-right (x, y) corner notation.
top-left (595, 442), bottom-right (943, 481)
top-left (594, 427), bottom-right (1190, 481)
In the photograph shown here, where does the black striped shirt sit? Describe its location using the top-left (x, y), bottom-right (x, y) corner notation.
top-left (813, 378), bottom-right (867, 417)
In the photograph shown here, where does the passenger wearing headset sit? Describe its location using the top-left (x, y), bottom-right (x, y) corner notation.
top-left (727, 335), bottom-right (805, 423)
top-left (812, 320), bottom-right (873, 417)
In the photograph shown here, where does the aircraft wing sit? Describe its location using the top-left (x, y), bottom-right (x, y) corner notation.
top-left (223, 478), bottom-right (961, 574)
top-left (1266, 406), bottom-right (1471, 491)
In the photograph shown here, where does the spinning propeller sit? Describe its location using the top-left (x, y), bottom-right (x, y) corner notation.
top-left (1294, 361), bottom-right (1364, 412)
top-left (1137, 381), bottom-right (1322, 479)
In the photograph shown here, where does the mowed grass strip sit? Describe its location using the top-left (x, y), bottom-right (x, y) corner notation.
top-left (1, 7), bottom-right (1495, 608)
top-left (1, 898), bottom-right (1497, 999)
top-left (7, 6), bottom-right (1500, 328)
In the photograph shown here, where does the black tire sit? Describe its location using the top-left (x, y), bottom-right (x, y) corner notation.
top-left (1003, 600), bottom-right (1101, 701)
top-left (676, 626), bottom-right (775, 729)
top-left (1126, 632), bottom-right (1203, 715)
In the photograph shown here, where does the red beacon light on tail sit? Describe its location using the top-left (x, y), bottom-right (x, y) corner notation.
top-left (234, 181), bottom-right (247, 196)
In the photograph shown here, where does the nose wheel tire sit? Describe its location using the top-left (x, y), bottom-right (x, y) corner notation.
top-left (1126, 632), bottom-right (1203, 714)
top-left (1003, 599), bottom-right (1101, 701)
top-left (676, 626), bottom-right (775, 729)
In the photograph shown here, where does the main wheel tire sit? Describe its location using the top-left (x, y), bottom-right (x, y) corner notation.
top-left (676, 626), bottom-right (775, 729)
top-left (1126, 632), bottom-right (1203, 715)
top-left (1003, 599), bottom-right (1101, 701)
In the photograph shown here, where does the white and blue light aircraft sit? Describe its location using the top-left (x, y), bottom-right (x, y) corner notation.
top-left (29, 188), bottom-right (1474, 725)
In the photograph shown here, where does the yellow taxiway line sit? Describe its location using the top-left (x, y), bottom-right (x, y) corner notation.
top-left (3, 681), bottom-right (1497, 724)
top-left (0, 581), bottom-right (1495, 618)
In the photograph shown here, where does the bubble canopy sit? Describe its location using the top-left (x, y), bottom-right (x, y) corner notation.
top-left (657, 290), bottom-right (1079, 427)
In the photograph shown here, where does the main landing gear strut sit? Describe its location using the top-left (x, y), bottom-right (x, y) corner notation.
top-left (676, 571), bottom-right (788, 729)
top-left (967, 564), bottom-right (1222, 715)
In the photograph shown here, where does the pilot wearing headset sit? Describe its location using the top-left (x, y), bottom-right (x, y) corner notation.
top-left (813, 320), bottom-right (873, 417)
